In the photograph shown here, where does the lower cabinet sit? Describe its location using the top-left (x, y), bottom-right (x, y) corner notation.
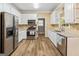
top-left (48, 30), bottom-right (58, 47)
top-left (67, 38), bottom-right (79, 56)
top-left (18, 29), bottom-right (27, 42)
top-left (48, 30), bottom-right (79, 56)
top-left (48, 30), bottom-right (67, 56)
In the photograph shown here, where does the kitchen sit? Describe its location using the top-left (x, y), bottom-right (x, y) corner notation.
top-left (0, 3), bottom-right (79, 56)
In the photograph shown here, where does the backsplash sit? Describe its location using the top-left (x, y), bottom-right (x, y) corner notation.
top-left (70, 24), bottom-right (79, 30)
top-left (49, 24), bottom-right (59, 30)
top-left (50, 24), bottom-right (79, 31)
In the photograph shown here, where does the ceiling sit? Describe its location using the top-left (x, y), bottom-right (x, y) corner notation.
top-left (12, 3), bottom-right (59, 14)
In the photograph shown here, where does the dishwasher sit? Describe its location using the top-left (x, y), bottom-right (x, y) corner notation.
top-left (57, 34), bottom-right (67, 56)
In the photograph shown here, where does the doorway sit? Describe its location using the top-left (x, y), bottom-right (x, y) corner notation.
top-left (38, 18), bottom-right (45, 35)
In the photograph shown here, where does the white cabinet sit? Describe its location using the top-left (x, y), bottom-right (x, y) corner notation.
top-left (50, 11), bottom-right (56, 24)
top-left (50, 11), bottom-right (60, 24)
top-left (48, 30), bottom-right (58, 47)
top-left (50, 12), bottom-right (54, 24)
top-left (75, 3), bottom-right (79, 23)
top-left (64, 3), bottom-right (75, 24)
top-left (18, 29), bottom-right (26, 42)
top-left (67, 38), bottom-right (79, 56)
top-left (27, 14), bottom-right (37, 20)
top-left (19, 14), bottom-right (28, 24)
top-left (19, 14), bottom-right (37, 25)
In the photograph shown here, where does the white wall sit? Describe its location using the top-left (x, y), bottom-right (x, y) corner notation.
top-left (0, 3), bottom-right (21, 17)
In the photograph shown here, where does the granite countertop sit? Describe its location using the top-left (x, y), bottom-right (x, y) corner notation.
top-left (51, 30), bottom-right (79, 38)
top-left (57, 31), bottom-right (79, 38)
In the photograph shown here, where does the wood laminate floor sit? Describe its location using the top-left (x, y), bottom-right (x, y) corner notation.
top-left (11, 35), bottom-right (61, 56)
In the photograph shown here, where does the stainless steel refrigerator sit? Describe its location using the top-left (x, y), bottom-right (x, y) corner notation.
top-left (0, 12), bottom-right (18, 56)
top-left (13, 16), bottom-right (18, 50)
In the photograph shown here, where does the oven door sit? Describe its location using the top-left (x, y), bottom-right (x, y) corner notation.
top-left (27, 30), bottom-right (35, 36)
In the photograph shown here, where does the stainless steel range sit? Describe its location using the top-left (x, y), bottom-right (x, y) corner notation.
top-left (27, 26), bottom-right (36, 39)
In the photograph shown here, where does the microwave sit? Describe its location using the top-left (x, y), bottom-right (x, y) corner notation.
top-left (28, 20), bottom-right (35, 25)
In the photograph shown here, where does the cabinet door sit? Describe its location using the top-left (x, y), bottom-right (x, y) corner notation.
top-left (50, 11), bottom-right (59, 24)
top-left (18, 29), bottom-right (26, 42)
top-left (50, 11), bottom-right (56, 24)
top-left (48, 31), bottom-right (57, 47)
top-left (75, 3), bottom-right (79, 23)
top-left (55, 12), bottom-right (60, 24)
top-left (67, 38), bottom-right (79, 56)
top-left (28, 14), bottom-right (37, 20)
top-left (50, 13), bottom-right (53, 24)
top-left (64, 3), bottom-right (75, 24)
top-left (19, 15), bottom-right (28, 24)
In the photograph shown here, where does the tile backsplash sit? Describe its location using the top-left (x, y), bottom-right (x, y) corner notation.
top-left (50, 24), bottom-right (79, 31)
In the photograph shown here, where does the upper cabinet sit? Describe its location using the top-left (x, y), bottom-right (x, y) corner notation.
top-left (75, 3), bottom-right (79, 23)
top-left (50, 10), bottom-right (60, 24)
top-left (19, 14), bottom-right (37, 25)
top-left (50, 11), bottom-right (56, 24)
top-left (50, 4), bottom-right (63, 24)
top-left (64, 3), bottom-right (75, 24)
top-left (19, 14), bottom-right (28, 25)
top-left (50, 3), bottom-right (79, 25)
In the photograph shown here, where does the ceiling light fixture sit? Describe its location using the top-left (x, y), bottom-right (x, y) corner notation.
top-left (33, 3), bottom-right (39, 9)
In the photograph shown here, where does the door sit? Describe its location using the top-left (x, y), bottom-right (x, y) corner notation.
top-left (4, 12), bottom-right (14, 55)
top-left (13, 16), bottom-right (18, 49)
top-left (38, 18), bottom-right (45, 35)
